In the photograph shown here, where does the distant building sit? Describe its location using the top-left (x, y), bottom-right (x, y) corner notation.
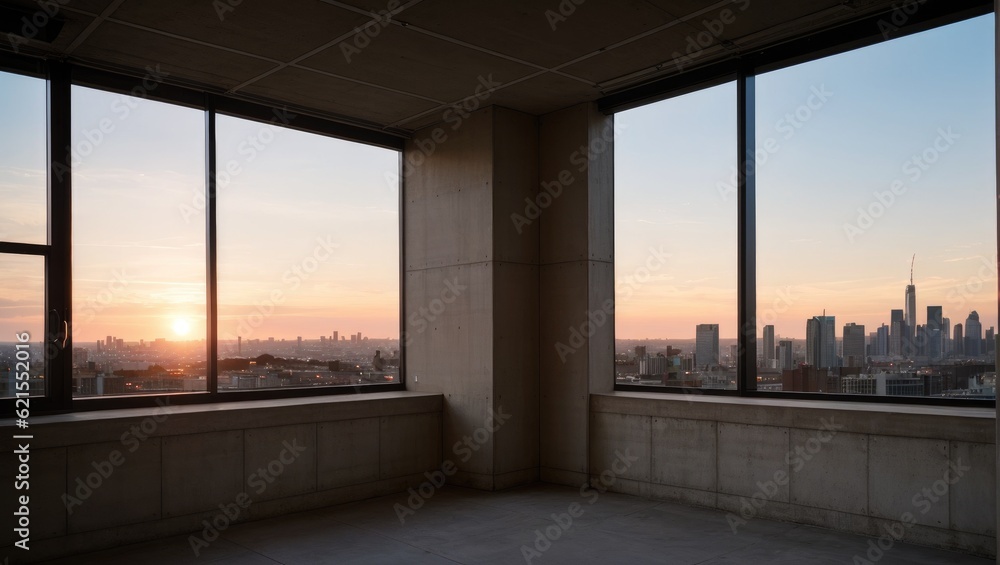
top-left (926, 306), bottom-right (943, 360)
top-left (965, 311), bottom-right (982, 357)
top-left (778, 340), bottom-right (794, 370)
top-left (890, 309), bottom-right (904, 356)
top-left (905, 283), bottom-right (916, 348)
top-left (806, 315), bottom-right (836, 369)
top-left (695, 324), bottom-right (719, 369)
top-left (954, 323), bottom-right (964, 356)
top-left (843, 323), bottom-right (865, 368)
top-left (762, 325), bottom-right (775, 368)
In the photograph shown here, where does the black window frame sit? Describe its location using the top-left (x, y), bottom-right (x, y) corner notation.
top-left (606, 0), bottom-right (997, 408)
top-left (0, 56), bottom-right (407, 416)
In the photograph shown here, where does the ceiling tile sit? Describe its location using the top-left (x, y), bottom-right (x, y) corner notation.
top-left (110, 0), bottom-right (373, 61)
top-left (299, 24), bottom-right (539, 103)
top-left (399, 0), bottom-right (681, 68)
top-left (241, 65), bottom-right (440, 126)
top-left (559, 26), bottom-right (701, 85)
top-left (72, 21), bottom-right (279, 90)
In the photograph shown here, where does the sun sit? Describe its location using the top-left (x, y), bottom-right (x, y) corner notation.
top-left (172, 318), bottom-right (191, 336)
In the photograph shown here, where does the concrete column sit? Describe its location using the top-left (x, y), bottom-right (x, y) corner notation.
top-left (537, 103), bottom-right (615, 485)
top-left (403, 106), bottom-right (539, 490)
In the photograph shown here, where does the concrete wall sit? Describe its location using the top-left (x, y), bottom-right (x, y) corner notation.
top-left (538, 103), bottom-right (616, 487)
top-left (404, 105), bottom-right (539, 490)
top-left (591, 392), bottom-right (996, 558)
top-left (0, 392), bottom-right (442, 563)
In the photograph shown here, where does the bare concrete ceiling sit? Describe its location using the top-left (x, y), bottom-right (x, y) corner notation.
top-left (2, 0), bottom-right (907, 135)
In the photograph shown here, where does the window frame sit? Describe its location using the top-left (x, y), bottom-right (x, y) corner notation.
top-left (605, 0), bottom-right (997, 407)
top-left (0, 56), bottom-right (407, 416)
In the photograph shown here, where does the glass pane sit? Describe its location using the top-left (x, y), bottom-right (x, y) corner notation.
top-left (756, 15), bottom-right (996, 398)
top-left (0, 71), bottom-right (47, 244)
top-left (0, 254), bottom-right (45, 398)
top-left (615, 82), bottom-right (738, 389)
top-left (216, 115), bottom-right (399, 391)
top-left (72, 86), bottom-right (207, 397)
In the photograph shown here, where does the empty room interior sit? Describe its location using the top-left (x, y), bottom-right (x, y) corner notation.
top-left (1, 0), bottom-right (999, 563)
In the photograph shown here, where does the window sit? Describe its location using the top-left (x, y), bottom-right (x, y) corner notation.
top-left (615, 13), bottom-right (996, 403)
top-left (614, 83), bottom-right (738, 389)
top-left (0, 70), bottom-right (48, 399)
top-left (71, 86), bottom-right (207, 397)
top-left (756, 15), bottom-right (995, 398)
top-left (215, 115), bottom-right (400, 391)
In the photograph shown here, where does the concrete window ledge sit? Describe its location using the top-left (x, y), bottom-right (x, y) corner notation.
top-left (3, 391), bottom-right (443, 449)
top-left (588, 391), bottom-right (995, 559)
top-left (592, 391), bottom-right (995, 442)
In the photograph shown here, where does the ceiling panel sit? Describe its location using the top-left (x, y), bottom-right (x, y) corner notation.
top-left (73, 21), bottom-right (280, 90)
top-left (299, 24), bottom-right (539, 103)
top-left (110, 0), bottom-right (371, 61)
top-left (559, 24), bottom-right (703, 85)
top-left (399, 0), bottom-right (682, 68)
top-left (241, 65), bottom-right (440, 126)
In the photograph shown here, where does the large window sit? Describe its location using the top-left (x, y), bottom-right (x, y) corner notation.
top-left (0, 63), bottom-right (403, 413)
top-left (72, 86), bottom-right (207, 397)
top-left (216, 115), bottom-right (400, 391)
top-left (615, 83), bottom-right (737, 389)
top-left (615, 13), bottom-right (996, 403)
top-left (756, 15), bottom-right (995, 398)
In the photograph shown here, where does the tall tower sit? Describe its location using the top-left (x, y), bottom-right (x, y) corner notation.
top-left (806, 314), bottom-right (837, 369)
top-left (843, 323), bottom-right (866, 368)
top-left (965, 312), bottom-right (982, 356)
top-left (904, 255), bottom-right (916, 356)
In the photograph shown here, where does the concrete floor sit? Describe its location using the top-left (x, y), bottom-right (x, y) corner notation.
top-left (41, 483), bottom-right (993, 565)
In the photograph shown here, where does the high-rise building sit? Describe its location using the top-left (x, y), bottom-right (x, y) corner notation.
top-left (876, 324), bottom-right (889, 357)
top-left (762, 325), bottom-right (775, 368)
top-left (297, 336), bottom-right (302, 351)
top-left (942, 317), bottom-right (951, 354)
top-left (954, 323), bottom-right (964, 356)
top-left (635, 345), bottom-right (647, 359)
top-left (965, 311), bottom-right (982, 357)
top-left (889, 309), bottom-right (904, 356)
top-left (987, 327), bottom-right (995, 354)
top-left (806, 315), bottom-right (836, 369)
top-left (333, 330), bottom-right (339, 342)
top-left (695, 324), bottom-right (719, 369)
top-left (926, 306), bottom-right (943, 360)
top-left (238, 335), bottom-right (242, 355)
top-left (904, 283), bottom-right (916, 347)
top-left (778, 340), bottom-right (794, 370)
top-left (106, 335), bottom-right (113, 348)
top-left (843, 323), bottom-right (866, 368)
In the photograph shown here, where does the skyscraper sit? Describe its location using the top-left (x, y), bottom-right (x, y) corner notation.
top-left (954, 323), bottom-right (964, 356)
top-left (965, 312), bottom-right (982, 357)
top-left (762, 325), bottom-right (775, 368)
top-left (905, 255), bottom-right (916, 355)
top-left (926, 306), bottom-right (943, 360)
top-left (778, 340), bottom-right (794, 370)
top-left (806, 314), bottom-right (836, 369)
top-left (876, 324), bottom-right (889, 357)
top-left (695, 324), bottom-right (719, 370)
top-left (843, 323), bottom-right (866, 368)
top-left (942, 317), bottom-right (951, 354)
top-left (889, 309), bottom-right (904, 356)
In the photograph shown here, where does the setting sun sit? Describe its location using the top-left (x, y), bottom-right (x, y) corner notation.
top-left (172, 318), bottom-right (191, 336)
